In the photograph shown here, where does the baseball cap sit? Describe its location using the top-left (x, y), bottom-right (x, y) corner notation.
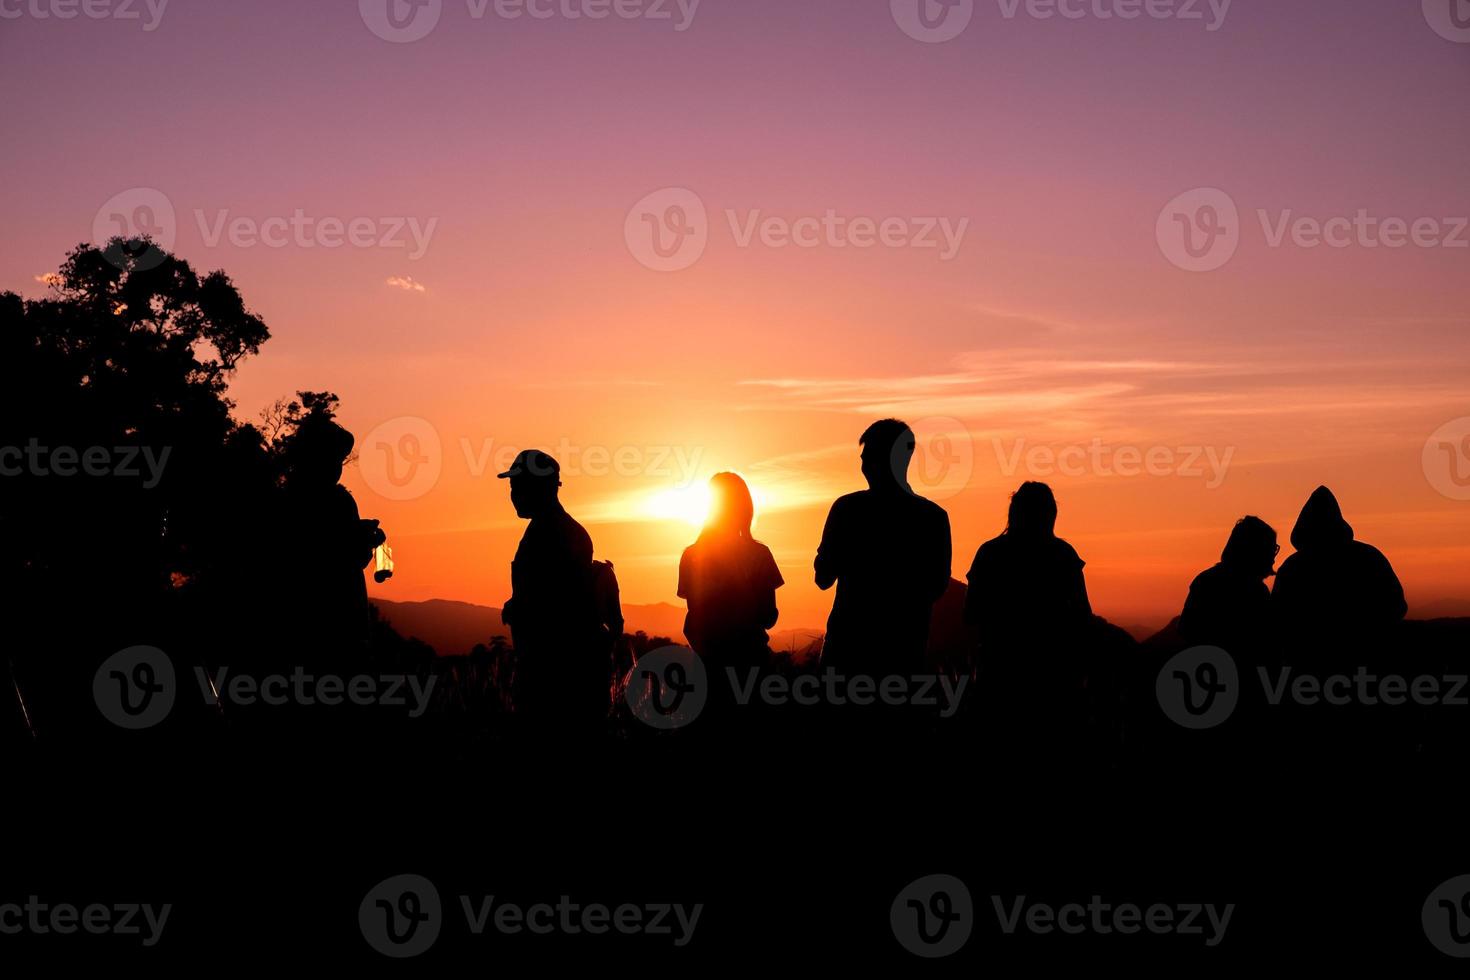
top-left (497, 449), bottom-right (561, 481)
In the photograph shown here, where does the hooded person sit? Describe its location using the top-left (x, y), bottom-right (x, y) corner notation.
top-left (1271, 486), bottom-right (1406, 643)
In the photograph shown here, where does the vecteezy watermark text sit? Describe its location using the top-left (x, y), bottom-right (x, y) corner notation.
top-left (891, 0), bottom-right (1231, 44)
top-left (196, 667), bottom-right (438, 718)
top-left (0, 897), bottom-right (171, 947)
top-left (890, 874), bottom-right (1234, 957)
top-left (993, 438), bottom-right (1234, 489)
top-left (355, 416), bottom-right (708, 502)
top-left (625, 188), bottom-right (969, 272)
top-left (1157, 646), bottom-right (1470, 729)
top-left (359, 874), bottom-right (701, 958)
top-left (728, 668), bottom-right (969, 718)
top-left (1158, 187), bottom-right (1469, 272)
top-left (92, 647), bottom-right (438, 729)
top-left (993, 895), bottom-right (1234, 946)
top-left (625, 647), bottom-right (969, 730)
top-left (359, 0), bottom-right (701, 44)
top-left (0, 0), bottom-right (168, 30)
top-left (0, 441), bottom-right (170, 488)
top-left (194, 210), bottom-right (437, 259)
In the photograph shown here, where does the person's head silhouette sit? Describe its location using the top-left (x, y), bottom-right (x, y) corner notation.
top-left (284, 414), bottom-right (354, 489)
top-left (1221, 515), bottom-right (1278, 579)
top-left (859, 418), bottom-right (916, 492)
top-left (703, 472), bottom-right (755, 539)
top-left (498, 449), bottom-right (562, 519)
top-left (1005, 481), bottom-right (1057, 538)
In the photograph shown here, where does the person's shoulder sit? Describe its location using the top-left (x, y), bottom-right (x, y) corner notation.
top-left (972, 534), bottom-right (1008, 562)
top-left (557, 510), bottom-right (594, 548)
top-left (1189, 562), bottom-right (1226, 590)
top-left (330, 484), bottom-right (360, 514)
top-left (749, 539), bottom-right (778, 563)
top-left (976, 532), bottom-right (1005, 552)
top-left (910, 493), bottom-right (949, 520)
top-left (1051, 537), bottom-right (1085, 566)
top-left (824, 491), bottom-right (865, 522)
top-left (1349, 539), bottom-right (1394, 565)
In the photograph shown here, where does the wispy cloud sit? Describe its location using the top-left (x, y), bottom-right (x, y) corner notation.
top-left (738, 344), bottom-right (1466, 464)
top-left (33, 273), bottom-right (61, 288)
top-left (385, 275), bottom-right (426, 293)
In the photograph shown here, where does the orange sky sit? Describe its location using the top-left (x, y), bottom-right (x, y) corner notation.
top-left (4, 1), bottom-right (1469, 632)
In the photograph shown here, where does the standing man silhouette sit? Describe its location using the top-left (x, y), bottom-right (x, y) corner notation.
top-left (814, 419), bottom-right (952, 675)
top-left (499, 449), bottom-right (610, 730)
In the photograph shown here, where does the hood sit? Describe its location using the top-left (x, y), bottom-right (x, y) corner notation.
top-left (1290, 486), bottom-right (1355, 551)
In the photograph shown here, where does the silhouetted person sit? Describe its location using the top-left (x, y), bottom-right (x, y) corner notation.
top-left (1180, 516), bottom-right (1278, 654)
top-left (815, 419), bottom-right (951, 676)
top-left (278, 414), bottom-right (383, 668)
top-left (499, 449), bottom-right (613, 730)
top-left (678, 473), bottom-right (784, 714)
top-left (964, 482), bottom-right (1097, 759)
top-left (965, 482), bottom-right (1092, 647)
top-left (1272, 486), bottom-right (1406, 643)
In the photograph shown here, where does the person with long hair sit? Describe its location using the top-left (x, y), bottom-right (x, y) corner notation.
top-left (678, 473), bottom-right (784, 687)
top-left (964, 482), bottom-right (1097, 757)
top-left (964, 481), bottom-right (1092, 646)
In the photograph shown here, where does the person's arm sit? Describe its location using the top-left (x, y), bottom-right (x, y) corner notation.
top-left (963, 546), bottom-right (985, 627)
top-left (1179, 577), bottom-right (1202, 643)
top-left (814, 501), bottom-right (843, 591)
top-left (759, 549), bottom-right (783, 630)
top-left (676, 549), bottom-right (692, 602)
top-left (929, 508), bottom-right (953, 604)
top-left (1069, 554), bottom-right (1093, 620)
top-left (1372, 547), bottom-right (1408, 622)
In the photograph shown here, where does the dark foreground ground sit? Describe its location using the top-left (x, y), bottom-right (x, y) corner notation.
top-left (8, 618), bottom-right (1470, 969)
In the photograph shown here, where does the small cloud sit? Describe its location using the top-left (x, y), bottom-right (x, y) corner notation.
top-left (385, 276), bottom-right (426, 293)
top-left (34, 273), bottom-right (62, 288)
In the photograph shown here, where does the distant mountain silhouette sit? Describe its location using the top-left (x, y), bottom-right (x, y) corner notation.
top-left (373, 597), bottom-right (760, 656)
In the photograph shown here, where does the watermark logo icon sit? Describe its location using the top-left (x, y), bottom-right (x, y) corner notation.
top-left (359, 416), bottom-right (443, 501)
top-left (1424, 417), bottom-right (1470, 501)
top-left (1424, 0), bottom-right (1470, 42)
top-left (906, 416), bottom-right (975, 501)
top-left (360, 0), bottom-right (442, 42)
top-left (93, 188), bottom-right (176, 270)
top-left (891, 0), bottom-right (974, 43)
top-left (94, 645), bottom-right (175, 730)
top-left (624, 645), bottom-right (707, 729)
top-left (891, 874), bottom-right (973, 957)
top-left (1156, 645), bottom-right (1238, 729)
top-left (625, 188), bottom-right (708, 272)
top-left (1157, 187), bottom-right (1239, 272)
top-left (360, 874), bottom-right (443, 958)
top-left (1424, 875), bottom-right (1470, 957)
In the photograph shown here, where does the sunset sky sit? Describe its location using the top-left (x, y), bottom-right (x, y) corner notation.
top-left (4, 0), bottom-right (1469, 632)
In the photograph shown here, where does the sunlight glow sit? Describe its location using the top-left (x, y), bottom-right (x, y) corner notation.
top-left (641, 477), bottom-right (777, 529)
top-left (643, 483), bottom-right (714, 527)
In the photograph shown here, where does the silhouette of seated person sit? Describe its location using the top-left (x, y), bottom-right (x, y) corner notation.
top-left (815, 419), bottom-right (952, 677)
top-left (678, 472), bottom-right (784, 699)
top-left (1272, 486), bottom-right (1407, 649)
top-left (277, 414), bottom-right (383, 668)
top-left (499, 449), bottom-right (610, 728)
top-left (1180, 516), bottom-right (1278, 655)
top-left (964, 482), bottom-right (1095, 749)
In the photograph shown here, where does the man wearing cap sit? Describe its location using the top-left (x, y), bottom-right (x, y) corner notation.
top-left (498, 449), bottom-right (608, 728)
